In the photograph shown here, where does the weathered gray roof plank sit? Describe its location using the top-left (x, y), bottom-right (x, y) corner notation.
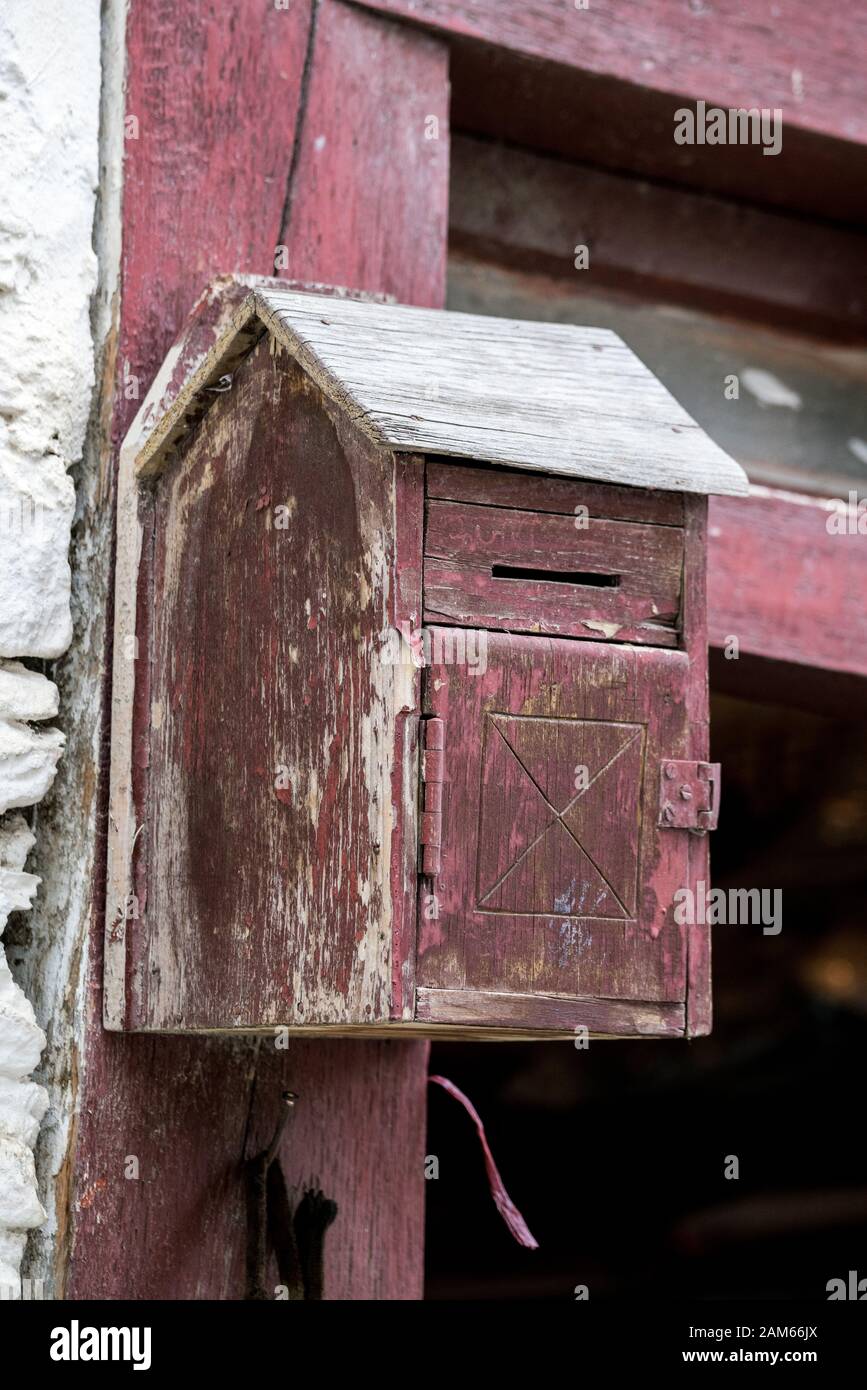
top-left (135, 283), bottom-right (749, 496)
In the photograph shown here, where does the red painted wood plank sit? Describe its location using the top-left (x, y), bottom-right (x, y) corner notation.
top-left (134, 338), bottom-right (420, 1032)
top-left (357, 0), bottom-right (867, 148)
top-left (424, 497), bottom-right (683, 645)
top-left (71, 0), bottom-right (315, 1301)
top-left (69, 1036), bottom-right (427, 1299)
top-left (252, 0), bottom-right (449, 1291)
top-left (72, 0), bottom-right (450, 1300)
top-left (117, 0), bottom-right (314, 443)
top-left (419, 632), bottom-right (695, 1018)
top-left (381, 4), bottom-right (867, 225)
top-left (280, 0), bottom-right (449, 306)
top-left (244, 1040), bottom-right (429, 1300)
top-left (708, 488), bottom-right (867, 680)
top-left (426, 460), bottom-right (684, 526)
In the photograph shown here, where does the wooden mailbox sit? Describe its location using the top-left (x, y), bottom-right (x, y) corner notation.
top-left (106, 283), bottom-right (748, 1039)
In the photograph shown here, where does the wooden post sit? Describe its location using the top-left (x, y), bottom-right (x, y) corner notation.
top-left (67, 0), bottom-right (448, 1299)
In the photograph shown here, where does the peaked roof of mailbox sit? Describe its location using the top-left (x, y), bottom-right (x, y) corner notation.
top-left (134, 284), bottom-right (749, 495)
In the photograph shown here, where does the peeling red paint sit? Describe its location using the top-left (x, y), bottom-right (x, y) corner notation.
top-left (73, 0), bottom-right (445, 1299)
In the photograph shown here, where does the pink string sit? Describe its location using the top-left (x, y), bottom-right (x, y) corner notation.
top-left (429, 1074), bottom-right (539, 1250)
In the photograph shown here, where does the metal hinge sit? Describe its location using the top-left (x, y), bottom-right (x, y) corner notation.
top-left (658, 760), bottom-right (721, 833)
top-left (419, 717), bottom-right (444, 875)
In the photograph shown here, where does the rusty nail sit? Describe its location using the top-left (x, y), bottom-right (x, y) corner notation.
top-left (679, 784), bottom-right (693, 800)
top-left (664, 763), bottom-right (676, 779)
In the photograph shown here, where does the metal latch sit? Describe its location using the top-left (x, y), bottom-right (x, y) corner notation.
top-left (658, 760), bottom-right (721, 833)
top-left (420, 717), bottom-right (444, 875)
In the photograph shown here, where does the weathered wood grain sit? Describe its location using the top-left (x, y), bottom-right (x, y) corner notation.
top-left (135, 285), bottom-right (749, 495)
top-left (73, 0), bottom-right (449, 1301)
top-left (426, 459), bottom-right (685, 527)
top-left (417, 631), bottom-right (696, 1028)
top-left (682, 498), bottom-right (712, 1038)
top-left (416, 988), bottom-right (685, 1037)
top-left (105, 278), bottom-right (278, 1033)
top-left (254, 289), bottom-right (748, 495)
top-left (279, 0), bottom-right (449, 307)
top-left (447, 252), bottom-right (867, 505)
top-left (74, 0), bottom-right (318, 1301)
top-left (708, 487), bottom-right (867, 680)
top-left (116, 316), bottom-right (704, 1034)
top-left (424, 498), bottom-right (683, 645)
top-left (391, 455), bottom-right (426, 1019)
top-left (243, 1038), bottom-right (429, 1300)
top-left (69, 1036), bottom-right (429, 1299)
top-left (132, 339), bottom-right (421, 1031)
top-left (116, 0), bottom-right (314, 424)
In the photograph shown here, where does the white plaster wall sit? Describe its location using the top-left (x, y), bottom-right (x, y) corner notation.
top-left (0, 0), bottom-right (102, 1294)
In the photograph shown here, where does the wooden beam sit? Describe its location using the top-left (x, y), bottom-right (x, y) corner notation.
top-left (356, 0), bottom-right (867, 224)
top-left (357, 0), bottom-right (867, 147)
top-left (450, 135), bottom-right (867, 340)
top-left (280, 1), bottom-right (448, 304)
top-left (114, 0), bottom-right (314, 395)
top-left (69, 0), bottom-right (449, 1301)
top-left (708, 487), bottom-right (867, 681)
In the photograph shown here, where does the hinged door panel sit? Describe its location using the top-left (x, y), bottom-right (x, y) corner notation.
top-left (416, 629), bottom-right (704, 1036)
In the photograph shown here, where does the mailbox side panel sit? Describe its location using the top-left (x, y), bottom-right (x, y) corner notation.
top-left (121, 338), bottom-right (421, 1030)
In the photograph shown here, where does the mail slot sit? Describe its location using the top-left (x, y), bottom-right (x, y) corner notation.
top-left (424, 462), bottom-right (684, 644)
top-left (105, 282), bottom-right (748, 1039)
